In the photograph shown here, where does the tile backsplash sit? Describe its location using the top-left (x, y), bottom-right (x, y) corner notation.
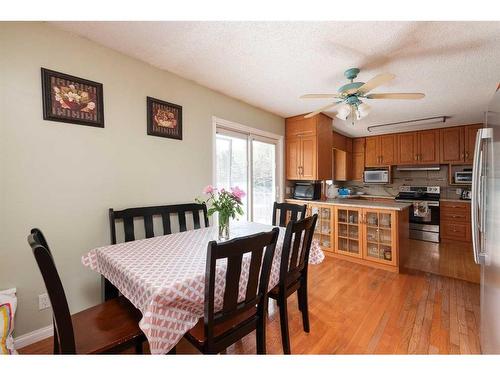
top-left (343, 165), bottom-right (470, 199)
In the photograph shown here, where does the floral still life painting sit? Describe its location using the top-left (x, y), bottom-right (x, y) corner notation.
top-left (41, 68), bottom-right (104, 128)
top-left (147, 96), bottom-right (183, 140)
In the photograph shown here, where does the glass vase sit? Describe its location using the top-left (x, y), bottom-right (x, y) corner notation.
top-left (218, 214), bottom-right (230, 241)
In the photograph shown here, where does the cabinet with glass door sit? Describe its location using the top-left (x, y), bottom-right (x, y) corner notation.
top-left (334, 207), bottom-right (362, 258)
top-left (308, 204), bottom-right (334, 253)
top-left (363, 209), bottom-right (397, 266)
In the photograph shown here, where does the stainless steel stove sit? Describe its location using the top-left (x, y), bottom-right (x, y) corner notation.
top-left (395, 186), bottom-right (441, 243)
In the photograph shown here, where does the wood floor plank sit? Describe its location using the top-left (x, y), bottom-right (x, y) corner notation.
top-left (19, 257), bottom-right (481, 355)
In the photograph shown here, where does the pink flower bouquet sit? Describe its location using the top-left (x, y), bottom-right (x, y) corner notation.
top-left (196, 185), bottom-right (245, 239)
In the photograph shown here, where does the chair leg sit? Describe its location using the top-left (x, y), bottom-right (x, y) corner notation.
top-left (167, 346), bottom-right (177, 354)
top-left (298, 282), bottom-right (310, 333)
top-left (278, 292), bottom-right (291, 354)
top-left (135, 340), bottom-right (144, 354)
top-left (256, 314), bottom-right (266, 354)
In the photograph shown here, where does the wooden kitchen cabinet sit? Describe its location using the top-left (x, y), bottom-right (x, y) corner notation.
top-left (285, 113), bottom-right (333, 180)
top-left (441, 126), bottom-right (464, 163)
top-left (380, 135), bottom-right (397, 165)
top-left (335, 207), bottom-right (362, 258)
top-left (365, 135), bottom-right (396, 167)
top-left (351, 137), bottom-right (365, 181)
top-left (301, 135), bottom-right (316, 179)
top-left (363, 209), bottom-right (397, 266)
top-left (397, 132), bottom-right (418, 164)
top-left (352, 152), bottom-right (365, 181)
top-left (286, 137), bottom-right (301, 180)
top-left (307, 203), bottom-right (335, 253)
top-left (334, 205), bottom-right (408, 271)
top-left (365, 136), bottom-right (379, 167)
top-left (464, 124), bottom-right (483, 163)
top-left (396, 130), bottom-right (440, 165)
top-left (440, 201), bottom-right (471, 242)
top-left (440, 124), bottom-right (482, 164)
top-left (418, 129), bottom-right (440, 164)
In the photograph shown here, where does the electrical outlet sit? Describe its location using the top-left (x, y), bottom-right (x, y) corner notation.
top-left (38, 293), bottom-right (51, 310)
top-left (456, 188), bottom-right (462, 195)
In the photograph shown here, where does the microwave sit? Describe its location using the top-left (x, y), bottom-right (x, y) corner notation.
top-left (293, 182), bottom-right (321, 200)
top-left (363, 169), bottom-right (390, 184)
top-left (455, 171), bottom-right (472, 184)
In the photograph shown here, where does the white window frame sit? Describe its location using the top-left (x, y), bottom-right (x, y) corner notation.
top-left (212, 116), bottom-right (284, 222)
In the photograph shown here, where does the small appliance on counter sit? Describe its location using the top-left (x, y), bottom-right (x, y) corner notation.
top-left (293, 181), bottom-right (321, 200)
top-left (461, 189), bottom-right (472, 200)
top-left (338, 187), bottom-right (352, 197)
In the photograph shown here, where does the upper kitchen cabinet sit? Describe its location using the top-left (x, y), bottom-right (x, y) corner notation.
top-left (352, 138), bottom-right (365, 181)
top-left (464, 124), bottom-right (483, 163)
top-left (396, 129), bottom-right (440, 165)
top-left (365, 134), bottom-right (396, 167)
top-left (396, 132), bottom-right (418, 165)
top-left (285, 113), bottom-right (333, 180)
top-left (440, 124), bottom-right (482, 164)
top-left (418, 129), bottom-right (440, 164)
top-left (440, 126), bottom-right (464, 163)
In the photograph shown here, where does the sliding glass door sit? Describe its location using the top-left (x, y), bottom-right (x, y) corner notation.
top-left (215, 127), bottom-right (279, 224)
top-left (251, 138), bottom-right (276, 224)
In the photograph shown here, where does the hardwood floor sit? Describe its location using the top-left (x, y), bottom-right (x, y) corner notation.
top-left (19, 256), bottom-right (480, 355)
top-left (405, 239), bottom-right (480, 284)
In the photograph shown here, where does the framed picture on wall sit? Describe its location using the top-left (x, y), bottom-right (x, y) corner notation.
top-left (147, 96), bottom-right (183, 140)
top-left (41, 68), bottom-right (104, 128)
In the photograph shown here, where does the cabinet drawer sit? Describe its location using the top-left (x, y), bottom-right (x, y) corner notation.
top-left (441, 201), bottom-right (470, 211)
top-left (441, 211), bottom-right (470, 222)
top-left (441, 221), bottom-right (471, 242)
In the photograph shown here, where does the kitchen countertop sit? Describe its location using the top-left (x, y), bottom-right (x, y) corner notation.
top-left (287, 198), bottom-right (411, 211)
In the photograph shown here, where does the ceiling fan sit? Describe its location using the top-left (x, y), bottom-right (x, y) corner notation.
top-left (301, 68), bottom-right (425, 124)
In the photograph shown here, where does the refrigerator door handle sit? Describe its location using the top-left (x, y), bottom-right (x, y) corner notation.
top-left (471, 128), bottom-right (492, 265)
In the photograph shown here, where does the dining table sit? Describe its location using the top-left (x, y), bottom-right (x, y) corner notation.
top-left (81, 221), bottom-right (325, 354)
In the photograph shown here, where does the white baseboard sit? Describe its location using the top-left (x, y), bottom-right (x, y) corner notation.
top-left (14, 324), bottom-right (53, 349)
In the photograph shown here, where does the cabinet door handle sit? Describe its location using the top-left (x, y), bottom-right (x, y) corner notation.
top-left (465, 151), bottom-right (469, 159)
top-left (414, 155), bottom-right (418, 161)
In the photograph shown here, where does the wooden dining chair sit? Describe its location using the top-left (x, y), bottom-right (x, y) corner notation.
top-left (184, 228), bottom-right (280, 354)
top-left (272, 202), bottom-right (307, 227)
top-left (28, 228), bottom-right (146, 354)
top-left (268, 214), bottom-right (318, 354)
top-left (104, 202), bottom-right (209, 300)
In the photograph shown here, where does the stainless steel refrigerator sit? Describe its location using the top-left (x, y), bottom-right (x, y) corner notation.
top-left (472, 89), bottom-right (500, 354)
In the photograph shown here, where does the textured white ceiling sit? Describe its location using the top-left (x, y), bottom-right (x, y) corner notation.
top-left (52, 21), bottom-right (500, 136)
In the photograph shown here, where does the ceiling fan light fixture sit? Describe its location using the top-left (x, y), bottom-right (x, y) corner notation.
top-left (356, 102), bottom-right (371, 120)
top-left (335, 103), bottom-right (351, 121)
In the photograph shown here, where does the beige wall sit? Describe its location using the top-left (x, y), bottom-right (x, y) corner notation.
top-left (0, 22), bottom-right (284, 336)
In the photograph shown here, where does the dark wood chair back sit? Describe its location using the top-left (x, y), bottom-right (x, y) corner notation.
top-left (272, 202), bottom-right (307, 227)
top-left (109, 203), bottom-right (209, 244)
top-left (28, 228), bottom-right (76, 354)
top-left (203, 228), bottom-right (279, 352)
top-left (279, 214), bottom-right (318, 286)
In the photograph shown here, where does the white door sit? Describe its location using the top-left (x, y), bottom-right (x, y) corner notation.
top-left (215, 126), bottom-right (280, 224)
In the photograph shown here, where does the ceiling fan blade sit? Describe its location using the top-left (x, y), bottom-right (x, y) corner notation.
top-left (300, 94), bottom-right (342, 99)
top-left (357, 73), bottom-right (396, 95)
top-left (304, 102), bottom-right (342, 118)
top-left (366, 93), bottom-right (425, 100)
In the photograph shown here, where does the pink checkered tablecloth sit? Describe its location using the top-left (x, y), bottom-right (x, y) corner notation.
top-left (81, 221), bottom-right (324, 354)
